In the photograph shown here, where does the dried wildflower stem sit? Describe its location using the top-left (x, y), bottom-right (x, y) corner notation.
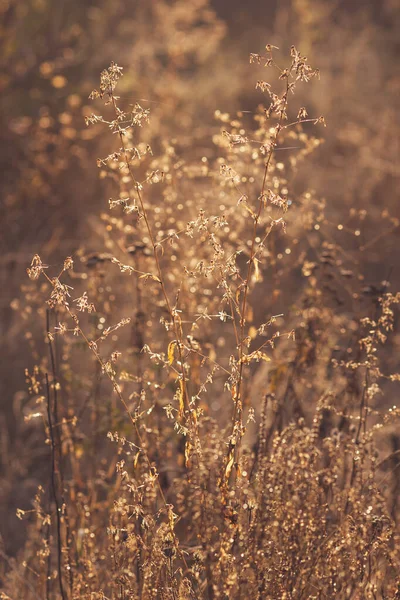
top-left (45, 515), bottom-right (51, 600)
top-left (45, 372), bottom-right (67, 600)
top-left (355, 368), bottom-right (370, 444)
top-left (227, 76), bottom-right (290, 479)
top-left (108, 92), bottom-right (199, 444)
top-left (46, 310), bottom-right (74, 594)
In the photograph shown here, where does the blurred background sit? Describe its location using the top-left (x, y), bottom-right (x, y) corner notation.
top-left (1, 0), bottom-right (399, 557)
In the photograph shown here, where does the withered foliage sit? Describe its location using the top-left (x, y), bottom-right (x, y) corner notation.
top-left (2, 5), bottom-right (400, 599)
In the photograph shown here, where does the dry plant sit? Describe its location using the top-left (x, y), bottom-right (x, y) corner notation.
top-left (2, 42), bottom-right (400, 600)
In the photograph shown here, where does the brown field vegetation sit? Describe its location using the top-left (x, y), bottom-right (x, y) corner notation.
top-left (1, 1), bottom-right (400, 598)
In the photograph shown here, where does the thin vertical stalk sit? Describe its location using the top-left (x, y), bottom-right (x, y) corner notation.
top-left (45, 372), bottom-right (66, 600)
top-left (226, 76), bottom-right (290, 480)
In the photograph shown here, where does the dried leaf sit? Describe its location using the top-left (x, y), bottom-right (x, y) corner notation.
top-left (178, 379), bottom-right (185, 417)
top-left (168, 341), bottom-right (177, 365)
top-left (184, 441), bottom-right (192, 467)
top-left (225, 450), bottom-right (235, 482)
top-left (254, 257), bottom-right (262, 282)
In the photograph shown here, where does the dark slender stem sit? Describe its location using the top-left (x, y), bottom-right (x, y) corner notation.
top-left (46, 372), bottom-right (66, 600)
top-left (47, 309), bottom-right (74, 594)
top-left (45, 515), bottom-right (51, 600)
